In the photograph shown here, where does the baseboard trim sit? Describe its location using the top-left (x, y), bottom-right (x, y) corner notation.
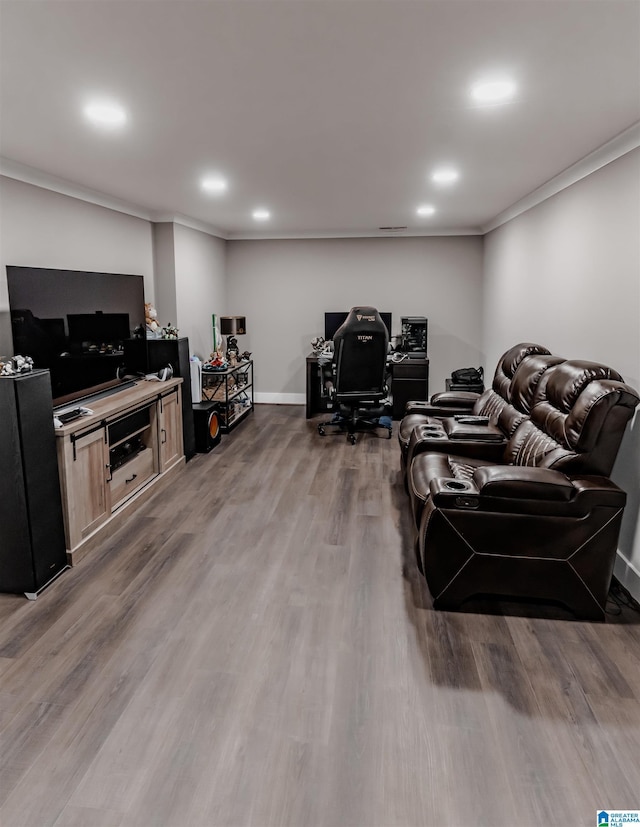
top-left (614, 550), bottom-right (640, 604)
top-left (254, 393), bottom-right (305, 406)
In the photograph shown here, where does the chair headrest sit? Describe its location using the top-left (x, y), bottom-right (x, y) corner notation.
top-left (543, 360), bottom-right (625, 412)
top-left (493, 343), bottom-right (551, 398)
top-left (335, 307), bottom-right (389, 343)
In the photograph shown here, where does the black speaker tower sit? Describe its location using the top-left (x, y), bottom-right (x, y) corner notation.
top-left (0, 370), bottom-right (68, 597)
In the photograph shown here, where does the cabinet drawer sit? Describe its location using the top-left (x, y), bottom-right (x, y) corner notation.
top-left (393, 361), bottom-right (428, 379)
top-left (110, 447), bottom-right (156, 508)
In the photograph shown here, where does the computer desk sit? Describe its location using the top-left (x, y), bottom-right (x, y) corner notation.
top-left (306, 352), bottom-right (429, 420)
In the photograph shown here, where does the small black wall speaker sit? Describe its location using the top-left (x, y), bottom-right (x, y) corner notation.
top-left (193, 401), bottom-right (222, 453)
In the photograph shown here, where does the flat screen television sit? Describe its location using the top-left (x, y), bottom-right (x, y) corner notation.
top-left (324, 310), bottom-right (392, 341)
top-left (6, 266), bottom-right (148, 407)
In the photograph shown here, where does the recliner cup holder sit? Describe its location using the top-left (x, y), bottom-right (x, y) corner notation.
top-left (422, 426), bottom-right (445, 436)
top-left (444, 480), bottom-right (469, 491)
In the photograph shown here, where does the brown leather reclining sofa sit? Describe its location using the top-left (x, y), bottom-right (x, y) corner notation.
top-left (399, 344), bottom-right (639, 620)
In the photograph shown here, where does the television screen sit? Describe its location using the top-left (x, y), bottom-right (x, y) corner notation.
top-left (6, 266), bottom-right (147, 406)
top-left (324, 311), bottom-right (392, 341)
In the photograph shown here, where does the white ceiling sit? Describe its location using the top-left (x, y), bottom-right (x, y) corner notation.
top-left (1, 0), bottom-right (639, 239)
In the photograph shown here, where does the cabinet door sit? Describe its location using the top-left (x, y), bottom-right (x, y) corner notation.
top-left (60, 427), bottom-right (110, 549)
top-left (391, 360), bottom-right (429, 420)
top-left (158, 388), bottom-right (184, 471)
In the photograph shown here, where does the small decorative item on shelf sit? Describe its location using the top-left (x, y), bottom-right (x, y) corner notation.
top-left (145, 303), bottom-right (162, 339)
top-left (204, 349), bottom-right (227, 371)
top-left (162, 323), bottom-right (179, 340)
top-left (240, 350), bottom-right (252, 362)
top-left (0, 354), bottom-right (34, 376)
top-left (220, 316), bottom-right (247, 363)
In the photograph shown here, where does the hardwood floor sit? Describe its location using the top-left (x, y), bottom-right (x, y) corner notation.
top-left (1, 403), bottom-right (639, 827)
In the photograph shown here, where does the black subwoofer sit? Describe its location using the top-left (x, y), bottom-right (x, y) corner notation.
top-left (193, 401), bottom-right (221, 453)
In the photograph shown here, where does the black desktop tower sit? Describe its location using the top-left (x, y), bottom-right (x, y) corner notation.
top-left (124, 336), bottom-right (196, 460)
top-left (193, 401), bottom-right (222, 453)
top-left (400, 317), bottom-right (428, 354)
top-left (0, 370), bottom-right (68, 596)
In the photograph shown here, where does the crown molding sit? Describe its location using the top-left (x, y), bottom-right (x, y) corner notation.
top-left (5, 119), bottom-right (638, 243)
top-left (0, 158), bottom-right (231, 238)
top-left (152, 212), bottom-right (228, 239)
top-left (0, 157), bottom-right (154, 222)
top-left (225, 227), bottom-right (483, 240)
top-left (483, 121), bottom-right (640, 233)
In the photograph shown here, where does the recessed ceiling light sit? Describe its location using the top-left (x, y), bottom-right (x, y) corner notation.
top-left (416, 204), bottom-right (436, 217)
top-left (470, 78), bottom-right (517, 105)
top-left (201, 175), bottom-right (228, 194)
top-left (83, 100), bottom-right (127, 128)
top-left (431, 167), bottom-right (459, 185)
top-left (252, 208), bottom-right (270, 221)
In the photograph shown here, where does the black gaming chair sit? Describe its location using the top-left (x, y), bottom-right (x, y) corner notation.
top-left (317, 306), bottom-right (392, 444)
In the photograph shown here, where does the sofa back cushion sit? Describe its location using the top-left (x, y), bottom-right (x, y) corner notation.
top-left (497, 353), bottom-right (566, 437)
top-left (473, 342), bottom-right (550, 421)
top-left (505, 360), bottom-right (639, 475)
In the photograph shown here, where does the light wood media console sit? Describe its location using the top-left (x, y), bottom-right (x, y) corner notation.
top-left (55, 378), bottom-right (185, 565)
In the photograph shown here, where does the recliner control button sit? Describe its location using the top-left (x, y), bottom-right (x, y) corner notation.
top-left (454, 496), bottom-right (479, 508)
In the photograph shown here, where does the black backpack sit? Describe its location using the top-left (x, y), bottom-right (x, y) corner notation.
top-left (451, 366), bottom-right (483, 385)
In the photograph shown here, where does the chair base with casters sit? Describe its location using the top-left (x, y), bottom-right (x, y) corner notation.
top-left (317, 404), bottom-right (393, 444)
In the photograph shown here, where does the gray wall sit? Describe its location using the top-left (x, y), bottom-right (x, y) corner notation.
top-left (173, 223), bottom-right (227, 361)
top-left (0, 177), bottom-right (155, 309)
top-left (483, 147), bottom-right (640, 599)
top-left (0, 178), bottom-right (227, 366)
top-left (152, 222), bottom-right (178, 329)
top-left (226, 236), bottom-right (484, 402)
top-left (0, 176), bottom-right (155, 354)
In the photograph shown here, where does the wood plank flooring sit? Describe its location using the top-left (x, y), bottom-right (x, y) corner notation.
top-left (1, 404), bottom-right (639, 827)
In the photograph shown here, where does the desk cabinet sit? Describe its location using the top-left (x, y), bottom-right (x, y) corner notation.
top-left (391, 358), bottom-right (429, 420)
top-left (306, 355), bottom-right (333, 418)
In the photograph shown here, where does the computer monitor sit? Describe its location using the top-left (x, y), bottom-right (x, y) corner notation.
top-left (324, 311), bottom-right (392, 341)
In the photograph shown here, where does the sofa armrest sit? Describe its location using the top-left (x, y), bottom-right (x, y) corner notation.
top-left (404, 392), bottom-right (478, 417)
top-left (430, 469), bottom-right (626, 518)
top-left (473, 466), bottom-right (575, 501)
top-left (430, 391), bottom-right (480, 407)
top-left (443, 419), bottom-right (504, 442)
